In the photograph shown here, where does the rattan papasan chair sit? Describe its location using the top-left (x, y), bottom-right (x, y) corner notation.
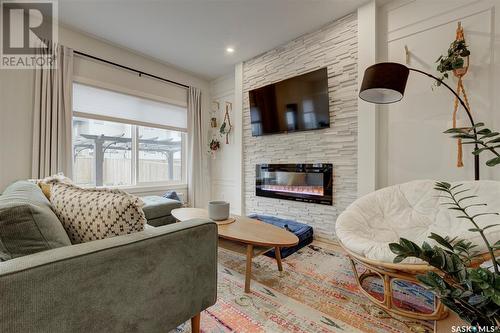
top-left (335, 179), bottom-right (500, 320)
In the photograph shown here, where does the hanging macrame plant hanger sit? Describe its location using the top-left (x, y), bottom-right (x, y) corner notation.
top-left (452, 22), bottom-right (472, 168)
top-left (220, 102), bottom-right (233, 144)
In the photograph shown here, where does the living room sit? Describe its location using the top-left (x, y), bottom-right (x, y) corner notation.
top-left (0, 0), bottom-right (499, 332)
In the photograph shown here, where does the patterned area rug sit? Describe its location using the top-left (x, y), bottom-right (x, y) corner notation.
top-left (178, 243), bottom-right (434, 333)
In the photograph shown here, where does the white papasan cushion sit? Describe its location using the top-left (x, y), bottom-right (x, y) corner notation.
top-left (335, 180), bottom-right (500, 264)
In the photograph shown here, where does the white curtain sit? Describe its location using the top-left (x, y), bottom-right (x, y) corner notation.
top-left (187, 87), bottom-right (209, 207)
top-left (32, 45), bottom-right (74, 179)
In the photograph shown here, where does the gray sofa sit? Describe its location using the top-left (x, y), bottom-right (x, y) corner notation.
top-left (0, 181), bottom-right (217, 333)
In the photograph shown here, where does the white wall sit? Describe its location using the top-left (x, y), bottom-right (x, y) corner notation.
top-left (377, 0), bottom-right (500, 187)
top-left (0, 70), bottom-right (34, 192)
top-left (209, 70), bottom-right (243, 214)
top-left (0, 25), bottom-right (211, 195)
top-left (357, 1), bottom-right (378, 196)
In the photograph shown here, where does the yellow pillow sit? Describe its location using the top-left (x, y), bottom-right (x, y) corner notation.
top-left (36, 173), bottom-right (73, 200)
top-left (39, 182), bottom-right (51, 200)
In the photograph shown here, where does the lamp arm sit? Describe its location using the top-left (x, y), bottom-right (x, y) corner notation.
top-left (408, 68), bottom-right (475, 127)
top-left (408, 67), bottom-right (480, 180)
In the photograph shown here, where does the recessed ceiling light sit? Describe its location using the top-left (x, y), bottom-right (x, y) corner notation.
top-left (226, 47), bottom-right (235, 54)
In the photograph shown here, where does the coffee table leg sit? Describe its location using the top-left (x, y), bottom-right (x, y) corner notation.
top-left (275, 247), bottom-right (283, 271)
top-left (245, 244), bottom-right (253, 293)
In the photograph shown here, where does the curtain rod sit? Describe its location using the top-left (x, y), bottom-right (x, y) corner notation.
top-left (73, 50), bottom-right (190, 89)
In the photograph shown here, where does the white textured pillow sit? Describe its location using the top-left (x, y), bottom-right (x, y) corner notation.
top-left (49, 182), bottom-right (146, 244)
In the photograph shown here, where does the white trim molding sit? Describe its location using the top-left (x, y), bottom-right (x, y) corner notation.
top-left (357, 0), bottom-right (378, 197)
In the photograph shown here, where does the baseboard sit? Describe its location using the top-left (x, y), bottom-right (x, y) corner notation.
top-left (314, 235), bottom-right (339, 246)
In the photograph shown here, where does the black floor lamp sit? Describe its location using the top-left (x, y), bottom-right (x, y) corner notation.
top-left (359, 62), bottom-right (480, 181)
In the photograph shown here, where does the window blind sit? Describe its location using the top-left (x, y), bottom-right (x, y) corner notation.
top-left (73, 83), bottom-right (187, 131)
top-left (73, 55), bottom-right (187, 107)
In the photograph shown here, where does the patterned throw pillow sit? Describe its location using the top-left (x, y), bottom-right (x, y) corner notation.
top-left (48, 181), bottom-right (146, 244)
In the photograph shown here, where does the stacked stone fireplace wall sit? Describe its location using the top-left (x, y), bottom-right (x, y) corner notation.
top-left (242, 13), bottom-right (358, 239)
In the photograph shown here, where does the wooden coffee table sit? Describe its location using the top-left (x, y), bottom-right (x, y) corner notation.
top-left (171, 208), bottom-right (299, 293)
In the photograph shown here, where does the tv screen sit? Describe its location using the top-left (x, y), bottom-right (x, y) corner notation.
top-left (249, 68), bottom-right (329, 136)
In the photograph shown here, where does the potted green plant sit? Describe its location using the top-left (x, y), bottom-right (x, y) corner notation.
top-left (389, 127), bottom-right (500, 328)
top-left (435, 39), bottom-right (470, 84)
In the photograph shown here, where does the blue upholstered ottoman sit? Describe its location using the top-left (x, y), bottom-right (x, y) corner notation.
top-left (247, 214), bottom-right (313, 259)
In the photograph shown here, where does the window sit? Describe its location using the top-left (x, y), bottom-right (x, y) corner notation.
top-left (137, 126), bottom-right (183, 183)
top-left (72, 83), bottom-right (187, 187)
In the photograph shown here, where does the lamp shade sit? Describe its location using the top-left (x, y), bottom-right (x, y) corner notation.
top-left (359, 62), bottom-right (410, 104)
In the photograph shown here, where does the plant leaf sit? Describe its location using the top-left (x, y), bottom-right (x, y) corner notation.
top-left (472, 148), bottom-right (490, 155)
top-left (428, 233), bottom-right (454, 251)
top-left (471, 213), bottom-right (499, 219)
top-left (479, 132), bottom-right (499, 139)
top-left (486, 157), bottom-right (500, 167)
top-left (457, 195), bottom-right (477, 203)
top-left (482, 224), bottom-right (500, 230)
top-left (462, 203), bottom-right (487, 210)
top-left (393, 255), bottom-right (406, 263)
top-left (389, 243), bottom-right (405, 255)
top-left (477, 128), bottom-right (492, 135)
top-left (486, 137), bottom-right (500, 144)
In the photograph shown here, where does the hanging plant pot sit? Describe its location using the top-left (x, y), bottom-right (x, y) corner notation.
top-left (436, 38), bottom-right (470, 84)
top-left (209, 138), bottom-right (220, 152)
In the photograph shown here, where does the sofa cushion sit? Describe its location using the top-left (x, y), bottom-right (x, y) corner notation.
top-left (142, 196), bottom-right (182, 220)
top-left (146, 215), bottom-right (177, 227)
top-left (0, 181), bottom-right (71, 261)
top-left (49, 182), bottom-right (146, 244)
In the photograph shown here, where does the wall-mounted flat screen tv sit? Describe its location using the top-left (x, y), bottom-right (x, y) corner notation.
top-left (249, 67), bottom-right (329, 136)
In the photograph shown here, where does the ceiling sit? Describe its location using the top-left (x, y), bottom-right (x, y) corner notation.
top-left (59, 0), bottom-right (368, 79)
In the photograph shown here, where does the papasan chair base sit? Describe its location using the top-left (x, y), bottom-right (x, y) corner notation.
top-left (340, 241), bottom-right (448, 321)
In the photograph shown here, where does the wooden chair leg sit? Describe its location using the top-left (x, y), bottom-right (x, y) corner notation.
top-left (191, 313), bottom-right (200, 333)
top-left (245, 244), bottom-right (253, 293)
top-left (275, 247), bottom-right (283, 271)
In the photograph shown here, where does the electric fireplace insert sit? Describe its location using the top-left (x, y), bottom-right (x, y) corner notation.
top-left (256, 164), bottom-right (333, 205)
